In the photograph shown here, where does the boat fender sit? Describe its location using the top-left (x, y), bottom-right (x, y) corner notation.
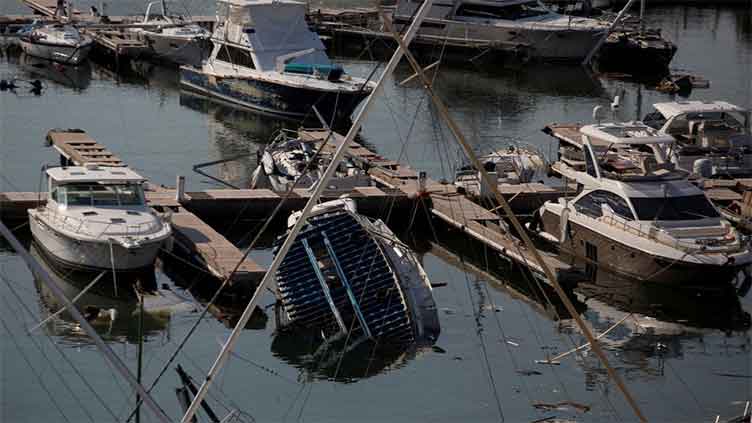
top-left (559, 207), bottom-right (569, 244)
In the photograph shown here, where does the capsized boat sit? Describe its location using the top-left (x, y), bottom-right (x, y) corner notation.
top-left (180, 0), bottom-right (376, 123)
top-left (532, 122), bottom-right (752, 285)
top-left (388, 0), bottom-right (609, 62)
top-left (250, 130), bottom-right (371, 191)
top-left (28, 164), bottom-right (172, 271)
top-left (18, 23), bottom-right (94, 65)
top-left (273, 199), bottom-right (440, 346)
top-left (642, 100), bottom-right (752, 178)
top-left (131, 1), bottom-right (211, 65)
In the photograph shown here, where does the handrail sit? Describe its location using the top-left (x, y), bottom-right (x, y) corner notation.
top-left (42, 209), bottom-right (164, 240)
top-left (599, 214), bottom-right (739, 254)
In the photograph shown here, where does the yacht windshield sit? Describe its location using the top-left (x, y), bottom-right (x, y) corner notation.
top-left (56, 183), bottom-right (145, 207)
top-left (455, 1), bottom-right (550, 20)
top-left (630, 195), bottom-right (719, 220)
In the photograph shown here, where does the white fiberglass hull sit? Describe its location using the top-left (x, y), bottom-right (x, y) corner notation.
top-left (142, 33), bottom-right (209, 65)
top-left (29, 212), bottom-right (164, 271)
top-left (19, 38), bottom-right (93, 65)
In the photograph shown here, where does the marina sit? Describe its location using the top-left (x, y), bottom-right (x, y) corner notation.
top-left (1, 0), bottom-right (751, 422)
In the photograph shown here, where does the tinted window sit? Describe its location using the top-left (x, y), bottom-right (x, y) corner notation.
top-left (574, 190), bottom-right (634, 220)
top-left (216, 46), bottom-right (255, 69)
top-left (630, 195), bottom-right (719, 220)
top-left (60, 183), bottom-right (145, 207)
top-left (455, 2), bottom-right (548, 20)
top-left (584, 146), bottom-right (598, 178)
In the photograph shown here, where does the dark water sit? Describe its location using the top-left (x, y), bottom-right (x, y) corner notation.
top-left (1, 3), bottom-right (751, 423)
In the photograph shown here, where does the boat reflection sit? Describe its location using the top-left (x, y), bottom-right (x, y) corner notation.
top-left (18, 53), bottom-right (92, 91)
top-left (30, 242), bottom-right (194, 345)
top-left (179, 90), bottom-right (295, 188)
top-left (270, 324), bottom-right (433, 383)
top-left (426, 231), bottom-right (750, 380)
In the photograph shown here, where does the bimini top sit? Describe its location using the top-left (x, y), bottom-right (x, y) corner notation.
top-left (46, 165), bottom-right (147, 184)
top-left (581, 122), bottom-right (675, 145)
top-left (653, 101), bottom-right (747, 119)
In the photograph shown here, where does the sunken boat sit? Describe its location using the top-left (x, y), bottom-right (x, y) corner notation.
top-left (273, 199), bottom-right (440, 346)
top-left (250, 130), bottom-right (371, 192)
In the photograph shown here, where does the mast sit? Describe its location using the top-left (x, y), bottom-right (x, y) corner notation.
top-left (0, 222), bottom-right (172, 423)
top-left (380, 12), bottom-right (648, 423)
top-left (178, 1), bottom-right (436, 422)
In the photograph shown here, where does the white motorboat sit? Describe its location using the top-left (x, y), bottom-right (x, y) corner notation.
top-left (274, 198), bottom-right (440, 345)
top-left (28, 164), bottom-right (172, 271)
top-left (533, 121), bottom-right (752, 285)
top-left (18, 23), bottom-right (93, 65)
top-left (131, 1), bottom-right (211, 65)
top-left (388, 0), bottom-right (608, 62)
top-left (642, 100), bottom-right (752, 178)
top-left (180, 0), bottom-right (376, 123)
top-left (250, 130), bottom-right (371, 191)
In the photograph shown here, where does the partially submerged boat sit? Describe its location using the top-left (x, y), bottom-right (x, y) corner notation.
top-left (250, 130), bottom-right (371, 191)
top-left (388, 0), bottom-right (609, 62)
top-left (642, 101), bottom-right (752, 178)
top-left (131, 1), bottom-right (211, 65)
top-left (180, 0), bottom-right (375, 122)
top-left (273, 199), bottom-right (440, 346)
top-left (28, 164), bottom-right (172, 271)
top-left (533, 122), bottom-right (752, 285)
top-left (18, 23), bottom-right (93, 65)
top-left (454, 145), bottom-right (546, 192)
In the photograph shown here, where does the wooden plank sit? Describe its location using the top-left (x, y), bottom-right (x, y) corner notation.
top-left (170, 211), bottom-right (265, 287)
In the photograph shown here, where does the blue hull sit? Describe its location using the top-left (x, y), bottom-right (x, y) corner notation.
top-left (180, 67), bottom-right (369, 123)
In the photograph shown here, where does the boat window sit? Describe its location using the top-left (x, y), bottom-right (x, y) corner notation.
top-left (574, 190), bottom-right (634, 220)
top-left (584, 146), bottom-right (598, 178)
top-left (630, 195), bottom-right (719, 220)
top-left (58, 183), bottom-right (145, 207)
top-left (455, 1), bottom-right (549, 20)
top-left (216, 45), bottom-right (255, 69)
top-left (642, 111), bottom-right (666, 129)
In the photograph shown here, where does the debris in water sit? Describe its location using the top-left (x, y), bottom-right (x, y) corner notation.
top-left (533, 401), bottom-right (591, 413)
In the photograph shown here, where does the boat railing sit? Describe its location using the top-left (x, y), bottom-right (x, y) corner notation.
top-left (600, 214), bottom-right (712, 253)
top-left (44, 210), bottom-right (164, 240)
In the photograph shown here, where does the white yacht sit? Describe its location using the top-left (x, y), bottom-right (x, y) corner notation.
top-left (454, 145), bottom-right (546, 192)
top-left (132, 1), bottom-right (211, 65)
top-left (28, 165), bottom-right (172, 271)
top-left (642, 101), bottom-right (752, 178)
top-left (18, 23), bottom-right (94, 65)
top-left (250, 130), bottom-right (371, 192)
top-left (533, 122), bottom-right (752, 285)
top-left (180, 0), bottom-right (376, 122)
top-left (388, 0), bottom-right (608, 62)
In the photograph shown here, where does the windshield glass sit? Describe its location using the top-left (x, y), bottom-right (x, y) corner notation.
top-left (630, 195), bottom-right (719, 220)
top-left (455, 1), bottom-right (550, 20)
top-left (57, 183), bottom-right (145, 207)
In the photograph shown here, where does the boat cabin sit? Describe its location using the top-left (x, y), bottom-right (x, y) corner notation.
top-left (209, 0), bottom-right (335, 74)
top-left (643, 101), bottom-right (751, 149)
top-left (572, 122), bottom-right (685, 182)
top-left (45, 165), bottom-right (147, 210)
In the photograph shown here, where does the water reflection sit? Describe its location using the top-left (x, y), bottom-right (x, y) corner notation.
top-left (425, 230), bottom-right (750, 382)
top-left (271, 326), bottom-right (432, 383)
top-left (30, 243), bottom-right (193, 345)
top-left (18, 54), bottom-right (92, 91)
